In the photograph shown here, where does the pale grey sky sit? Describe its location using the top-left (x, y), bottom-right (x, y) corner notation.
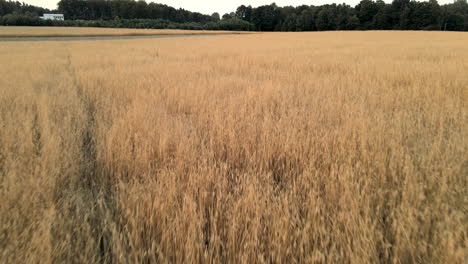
top-left (24, 0), bottom-right (455, 15)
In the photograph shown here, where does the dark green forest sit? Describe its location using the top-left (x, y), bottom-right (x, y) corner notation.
top-left (1, 0), bottom-right (467, 31)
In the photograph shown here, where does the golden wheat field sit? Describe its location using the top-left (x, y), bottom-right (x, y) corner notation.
top-left (0, 31), bottom-right (467, 263)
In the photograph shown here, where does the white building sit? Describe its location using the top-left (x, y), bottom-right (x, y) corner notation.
top-left (40, 14), bottom-right (64, 21)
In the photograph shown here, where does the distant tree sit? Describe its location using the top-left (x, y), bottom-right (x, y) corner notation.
top-left (410, 0), bottom-right (441, 30)
top-left (347, 15), bottom-right (361, 29)
top-left (281, 13), bottom-right (297, 31)
top-left (316, 8), bottom-right (332, 31)
top-left (390, 0), bottom-right (410, 29)
top-left (399, 2), bottom-right (414, 29)
top-left (356, 0), bottom-right (379, 29)
top-left (373, 0), bottom-right (392, 29)
top-left (133, 0), bottom-right (148, 19)
top-left (333, 4), bottom-right (354, 30)
top-left (448, 0), bottom-right (468, 29)
top-left (211, 12), bottom-right (220, 21)
top-left (252, 3), bottom-right (280, 31)
top-left (234, 5), bottom-right (252, 23)
top-left (235, 5), bottom-right (247, 19)
top-left (222, 12), bottom-right (235, 20)
top-left (445, 13), bottom-right (465, 30)
top-left (296, 9), bottom-right (315, 31)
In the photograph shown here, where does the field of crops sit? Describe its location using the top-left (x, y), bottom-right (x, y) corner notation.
top-left (0, 30), bottom-right (466, 263)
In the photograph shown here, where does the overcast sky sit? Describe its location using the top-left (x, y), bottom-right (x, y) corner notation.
top-left (25, 0), bottom-right (455, 15)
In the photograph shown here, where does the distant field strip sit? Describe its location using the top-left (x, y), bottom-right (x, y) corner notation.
top-left (0, 26), bottom-right (250, 37)
top-left (0, 33), bottom-right (242, 42)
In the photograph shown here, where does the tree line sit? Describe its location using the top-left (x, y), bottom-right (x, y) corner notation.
top-left (0, 0), bottom-right (50, 16)
top-left (0, 0), bottom-right (253, 30)
top-left (225, 0), bottom-right (467, 31)
top-left (57, 0), bottom-right (216, 23)
top-left (1, 0), bottom-right (467, 31)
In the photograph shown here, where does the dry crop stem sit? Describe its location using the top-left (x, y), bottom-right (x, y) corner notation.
top-left (0, 31), bottom-right (466, 263)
